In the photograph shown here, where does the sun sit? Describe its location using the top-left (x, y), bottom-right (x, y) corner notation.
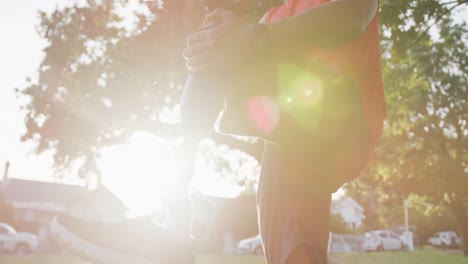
top-left (98, 131), bottom-right (178, 216)
top-left (98, 131), bottom-right (250, 217)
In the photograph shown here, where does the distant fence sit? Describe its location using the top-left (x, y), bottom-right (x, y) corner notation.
top-left (328, 232), bottom-right (364, 253)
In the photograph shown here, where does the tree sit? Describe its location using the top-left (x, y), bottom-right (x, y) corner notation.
top-left (348, 0), bottom-right (468, 255)
top-left (19, 0), bottom-right (201, 181)
top-left (18, 0), bottom-right (278, 182)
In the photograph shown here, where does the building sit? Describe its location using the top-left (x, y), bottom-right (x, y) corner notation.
top-left (0, 162), bottom-right (127, 251)
top-left (330, 196), bottom-right (365, 231)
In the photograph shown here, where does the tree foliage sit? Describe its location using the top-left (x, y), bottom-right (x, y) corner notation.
top-left (19, 0), bottom-right (279, 180)
top-left (348, 0), bottom-right (468, 255)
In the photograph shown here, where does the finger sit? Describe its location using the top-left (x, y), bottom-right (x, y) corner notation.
top-left (190, 61), bottom-right (224, 76)
top-left (205, 8), bottom-right (226, 21)
top-left (187, 30), bottom-right (212, 46)
top-left (184, 40), bottom-right (215, 58)
top-left (188, 27), bottom-right (226, 46)
top-left (183, 47), bottom-right (191, 60)
top-left (197, 18), bottom-right (219, 32)
top-left (186, 52), bottom-right (217, 68)
top-left (206, 9), bottom-right (235, 24)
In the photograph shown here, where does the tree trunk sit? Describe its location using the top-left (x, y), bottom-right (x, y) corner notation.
top-left (451, 199), bottom-right (468, 257)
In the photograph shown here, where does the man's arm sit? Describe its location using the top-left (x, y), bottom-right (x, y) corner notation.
top-left (185, 0), bottom-right (378, 74)
top-left (266, 0), bottom-right (379, 55)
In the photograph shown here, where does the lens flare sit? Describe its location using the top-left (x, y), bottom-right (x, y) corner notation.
top-left (247, 96), bottom-right (280, 135)
top-left (295, 75), bottom-right (324, 107)
top-left (276, 64), bottom-right (325, 131)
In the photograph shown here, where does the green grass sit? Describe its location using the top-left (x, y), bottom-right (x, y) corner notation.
top-left (0, 250), bottom-right (466, 264)
top-left (328, 250), bottom-right (468, 264)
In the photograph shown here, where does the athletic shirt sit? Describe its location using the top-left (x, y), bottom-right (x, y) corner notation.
top-left (264, 0), bottom-right (387, 164)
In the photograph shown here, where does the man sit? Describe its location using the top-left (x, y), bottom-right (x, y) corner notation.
top-left (50, 0), bottom-right (385, 263)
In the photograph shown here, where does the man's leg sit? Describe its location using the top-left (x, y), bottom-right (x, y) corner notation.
top-left (258, 82), bottom-right (369, 264)
top-left (257, 142), bottom-right (332, 264)
top-left (161, 137), bottom-right (200, 239)
top-left (168, 73), bottom-right (225, 236)
top-left (286, 246), bottom-right (312, 264)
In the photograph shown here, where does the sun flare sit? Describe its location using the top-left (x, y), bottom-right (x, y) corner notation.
top-left (98, 131), bottom-right (243, 216)
top-left (98, 131), bottom-right (178, 216)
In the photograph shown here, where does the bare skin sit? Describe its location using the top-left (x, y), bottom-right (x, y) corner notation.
top-left (286, 246), bottom-right (312, 264)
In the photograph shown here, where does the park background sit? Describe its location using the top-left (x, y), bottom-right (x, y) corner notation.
top-left (0, 0), bottom-right (467, 262)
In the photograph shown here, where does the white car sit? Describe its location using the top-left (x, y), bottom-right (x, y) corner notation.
top-left (427, 231), bottom-right (459, 248)
top-left (456, 237), bottom-right (462, 247)
top-left (363, 230), bottom-right (405, 252)
top-left (237, 234), bottom-right (263, 255)
top-left (0, 223), bottom-right (39, 254)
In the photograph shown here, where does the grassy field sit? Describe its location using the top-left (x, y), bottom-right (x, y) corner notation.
top-left (328, 250), bottom-right (468, 264)
top-left (0, 250), bottom-right (467, 264)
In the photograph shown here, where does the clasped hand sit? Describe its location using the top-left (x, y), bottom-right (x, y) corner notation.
top-left (183, 8), bottom-right (256, 75)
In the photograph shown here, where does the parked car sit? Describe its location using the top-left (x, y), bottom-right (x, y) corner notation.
top-left (427, 231), bottom-right (459, 249)
top-left (328, 233), bottom-right (354, 253)
top-left (237, 234), bottom-right (263, 255)
top-left (363, 230), bottom-right (405, 252)
top-left (0, 223), bottom-right (39, 254)
top-left (456, 237), bottom-right (461, 247)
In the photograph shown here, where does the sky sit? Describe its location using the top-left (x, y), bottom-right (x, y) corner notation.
top-left (0, 1), bottom-right (466, 211)
top-left (0, 1), bottom-right (66, 181)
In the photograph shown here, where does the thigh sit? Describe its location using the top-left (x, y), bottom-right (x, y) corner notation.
top-left (272, 83), bottom-right (370, 193)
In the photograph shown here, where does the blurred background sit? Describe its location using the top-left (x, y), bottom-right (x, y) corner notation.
top-left (0, 0), bottom-right (467, 263)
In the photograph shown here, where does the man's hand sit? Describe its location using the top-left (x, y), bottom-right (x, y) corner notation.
top-left (183, 9), bottom-right (256, 75)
